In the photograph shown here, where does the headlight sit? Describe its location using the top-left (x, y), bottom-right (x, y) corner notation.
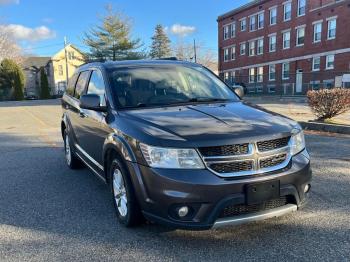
top-left (290, 128), bottom-right (305, 156)
top-left (140, 143), bottom-right (205, 169)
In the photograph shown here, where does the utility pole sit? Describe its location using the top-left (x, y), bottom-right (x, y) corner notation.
top-left (193, 39), bottom-right (197, 63)
top-left (64, 36), bottom-right (69, 89)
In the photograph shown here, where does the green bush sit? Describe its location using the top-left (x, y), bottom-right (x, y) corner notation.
top-left (307, 88), bottom-right (350, 120)
top-left (0, 58), bottom-right (25, 101)
top-left (40, 67), bottom-right (51, 99)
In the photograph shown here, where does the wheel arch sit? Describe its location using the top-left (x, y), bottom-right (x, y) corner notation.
top-left (102, 133), bottom-right (137, 184)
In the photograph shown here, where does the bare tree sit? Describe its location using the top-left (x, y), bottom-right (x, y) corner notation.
top-left (172, 40), bottom-right (218, 73)
top-left (0, 25), bottom-right (22, 63)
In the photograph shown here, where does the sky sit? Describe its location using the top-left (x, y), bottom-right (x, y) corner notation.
top-left (0, 0), bottom-right (250, 57)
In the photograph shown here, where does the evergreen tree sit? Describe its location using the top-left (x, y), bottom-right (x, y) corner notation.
top-left (83, 5), bottom-right (143, 61)
top-left (40, 67), bottom-right (50, 99)
top-left (150, 24), bottom-right (171, 59)
top-left (0, 58), bottom-right (24, 100)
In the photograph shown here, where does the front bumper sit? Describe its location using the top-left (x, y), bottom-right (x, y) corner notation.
top-left (126, 149), bottom-right (311, 230)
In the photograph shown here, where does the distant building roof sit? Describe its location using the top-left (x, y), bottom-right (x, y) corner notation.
top-left (22, 57), bottom-right (51, 70)
top-left (217, 0), bottom-right (266, 21)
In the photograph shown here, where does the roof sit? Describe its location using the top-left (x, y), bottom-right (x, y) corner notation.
top-left (217, 0), bottom-right (266, 21)
top-left (22, 57), bottom-right (51, 69)
top-left (78, 59), bottom-right (199, 71)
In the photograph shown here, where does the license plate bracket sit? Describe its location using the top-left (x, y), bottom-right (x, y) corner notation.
top-left (246, 180), bottom-right (280, 205)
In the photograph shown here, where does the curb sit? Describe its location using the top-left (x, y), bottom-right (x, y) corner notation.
top-left (299, 121), bottom-right (350, 135)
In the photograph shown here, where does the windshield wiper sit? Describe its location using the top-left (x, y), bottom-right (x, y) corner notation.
top-left (187, 97), bottom-right (230, 103)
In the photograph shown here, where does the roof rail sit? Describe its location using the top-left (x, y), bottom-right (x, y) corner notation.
top-left (156, 57), bottom-right (178, 61)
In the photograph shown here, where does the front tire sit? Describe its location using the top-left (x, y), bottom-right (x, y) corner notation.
top-left (63, 129), bottom-right (82, 169)
top-left (110, 158), bottom-right (143, 227)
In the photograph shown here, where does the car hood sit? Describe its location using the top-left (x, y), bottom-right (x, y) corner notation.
top-left (117, 101), bottom-right (298, 147)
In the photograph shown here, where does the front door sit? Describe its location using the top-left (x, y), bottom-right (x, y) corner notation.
top-left (296, 69), bottom-right (303, 93)
top-left (77, 69), bottom-right (108, 166)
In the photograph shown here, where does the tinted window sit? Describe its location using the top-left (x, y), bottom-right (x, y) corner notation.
top-left (74, 71), bottom-right (91, 99)
top-left (87, 70), bottom-right (106, 106)
top-left (109, 65), bottom-right (239, 109)
top-left (66, 73), bottom-right (78, 97)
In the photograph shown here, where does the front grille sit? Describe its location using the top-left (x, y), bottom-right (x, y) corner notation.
top-left (209, 160), bottom-right (253, 173)
top-left (257, 137), bottom-right (290, 152)
top-left (198, 143), bottom-right (249, 157)
top-left (219, 196), bottom-right (289, 218)
top-left (260, 153), bottom-right (288, 169)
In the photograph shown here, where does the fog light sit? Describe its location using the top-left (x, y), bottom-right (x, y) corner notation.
top-left (304, 184), bottom-right (311, 193)
top-left (178, 206), bottom-right (189, 217)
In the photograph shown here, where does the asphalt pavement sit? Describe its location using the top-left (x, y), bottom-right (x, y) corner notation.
top-left (0, 99), bottom-right (349, 261)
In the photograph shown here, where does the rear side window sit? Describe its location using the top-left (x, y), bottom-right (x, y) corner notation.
top-left (66, 73), bottom-right (78, 97)
top-left (87, 70), bottom-right (106, 106)
top-left (74, 71), bottom-right (91, 99)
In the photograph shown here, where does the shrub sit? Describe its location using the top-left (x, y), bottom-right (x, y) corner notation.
top-left (40, 67), bottom-right (51, 99)
top-left (0, 58), bottom-right (25, 101)
top-left (307, 88), bottom-right (350, 120)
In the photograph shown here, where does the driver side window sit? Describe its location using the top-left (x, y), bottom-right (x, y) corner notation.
top-left (87, 70), bottom-right (106, 106)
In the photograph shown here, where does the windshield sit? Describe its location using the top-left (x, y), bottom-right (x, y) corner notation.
top-left (109, 65), bottom-right (239, 109)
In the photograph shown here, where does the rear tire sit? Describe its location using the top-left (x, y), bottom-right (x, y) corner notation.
top-left (63, 129), bottom-right (83, 169)
top-left (110, 157), bottom-right (143, 227)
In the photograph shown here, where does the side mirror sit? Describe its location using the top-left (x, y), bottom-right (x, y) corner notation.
top-left (234, 86), bottom-right (245, 99)
top-left (80, 94), bottom-right (107, 112)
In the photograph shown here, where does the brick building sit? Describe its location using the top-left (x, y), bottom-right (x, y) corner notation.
top-left (218, 0), bottom-right (350, 95)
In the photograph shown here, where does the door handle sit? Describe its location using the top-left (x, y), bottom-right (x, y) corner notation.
top-left (79, 110), bottom-right (87, 118)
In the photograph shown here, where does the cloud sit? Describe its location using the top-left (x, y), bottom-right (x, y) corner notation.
top-left (170, 24), bottom-right (196, 37)
top-left (0, 24), bottom-right (56, 42)
top-left (0, 0), bottom-right (19, 5)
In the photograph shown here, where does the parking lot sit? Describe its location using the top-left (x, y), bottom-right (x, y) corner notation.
top-left (0, 99), bottom-right (349, 261)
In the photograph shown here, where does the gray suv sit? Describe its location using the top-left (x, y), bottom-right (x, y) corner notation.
top-left (61, 60), bottom-right (311, 230)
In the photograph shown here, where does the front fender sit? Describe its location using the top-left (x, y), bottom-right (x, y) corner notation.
top-left (102, 133), bottom-right (137, 164)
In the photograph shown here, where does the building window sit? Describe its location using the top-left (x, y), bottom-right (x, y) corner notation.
top-left (268, 85), bottom-right (276, 93)
top-left (313, 22), bottom-right (322, 43)
top-left (283, 31), bottom-right (291, 49)
top-left (223, 25), bottom-right (229, 40)
top-left (250, 16), bottom-right (256, 31)
top-left (249, 68), bottom-right (255, 83)
top-left (258, 12), bottom-right (264, 29)
top-left (249, 41), bottom-right (256, 56)
top-left (269, 64), bottom-right (276, 81)
top-left (270, 7), bottom-right (277, 25)
top-left (257, 67), bottom-right (264, 82)
top-left (284, 2), bottom-right (292, 21)
top-left (58, 65), bottom-right (63, 76)
top-left (323, 79), bottom-right (334, 88)
top-left (224, 48), bottom-right (229, 62)
top-left (231, 46), bottom-right (236, 60)
top-left (240, 18), bottom-right (247, 31)
top-left (230, 22), bottom-right (236, 38)
top-left (224, 72), bottom-right (230, 83)
top-left (240, 43), bottom-right (246, 55)
top-left (310, 80), bottom-right (320, 90)
top-left (68, 51), bottom-right (75, 60)
top-left (257, 38), bottom-right (264, 55)
top-left (326, 54), bottom-right (335, 69)
top-left (296, 27), bottom-right (305, 46)
top-left (282, 62), bottom-right (290, 80)
top-left (298, 0), bottom-right (306, 17)
top-left (231, 71), bottom-right (236, 83)
top-left (327, 18), bottom-right (337, 39)
top-left (312, 57), bottom-right (321, 71)
top-left (269, 35), bottom-right (276, 52)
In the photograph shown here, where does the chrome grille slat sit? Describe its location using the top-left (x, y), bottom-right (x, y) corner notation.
top-left (199, 137), bottom-right (291, 177)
